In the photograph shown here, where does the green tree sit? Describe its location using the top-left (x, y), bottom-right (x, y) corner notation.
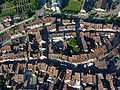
top-left (68, 38), bottom-right (80, 52)
top-left (73, 46), bottom-right (80, 52)
top-left (37, 71), bottom-right (42, 77)
top-left (115, 57), bottom-right (119, 61)
top-left (31, 0), bottom-right (39, 10)
top-left (103, 16), bottom-right (108, 19)
top-left (0, 78), bottom-right (6, 89)
top-left (35, 49), bottom-right (39, 53)
top-left (6, 73), bottom-right (14, 81)
top-left (68, 38), bottom-right (77, 47)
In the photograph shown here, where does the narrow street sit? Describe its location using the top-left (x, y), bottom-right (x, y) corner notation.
top-left (0, 5), bottom-right (45, 34)
top-left (0, 16), bottom-right (35, 34)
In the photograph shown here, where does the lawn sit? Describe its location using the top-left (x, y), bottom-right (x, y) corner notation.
top-left (62, 0), bottom-right (81, 11)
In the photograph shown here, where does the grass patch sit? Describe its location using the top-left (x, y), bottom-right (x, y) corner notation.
top-left (62, 0), bottom-right (81, 11)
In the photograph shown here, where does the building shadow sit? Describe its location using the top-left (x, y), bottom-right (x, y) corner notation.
top-left (61, 0), bottom-right (70, 9)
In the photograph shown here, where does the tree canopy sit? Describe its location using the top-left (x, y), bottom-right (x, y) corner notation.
top-left (31, 0), bottom-right (39, 10)
top-left (6, 73), bottom-right (14, 81)
top-left (68, 38), bottom-right (80, 52)
top-left (68, 38), bottom-right (77, 47)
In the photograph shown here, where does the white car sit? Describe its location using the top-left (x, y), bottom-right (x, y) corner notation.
top-left (60, 63), bottom-right (67, 67)
top-left (84, 62), bottom-right (94, 68)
